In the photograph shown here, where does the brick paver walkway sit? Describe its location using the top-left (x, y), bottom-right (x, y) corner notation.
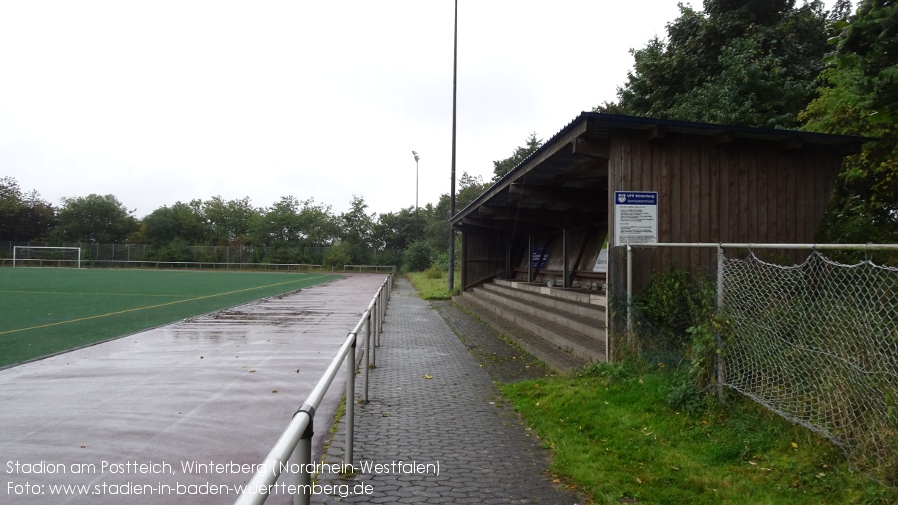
top-left (314, 278), bottom-right (582, 504)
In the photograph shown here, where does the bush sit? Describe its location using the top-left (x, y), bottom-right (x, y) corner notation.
top-left (424, 264), bottom-right (444, 279)
top-left (634, 268), bottom-right (716, 346)
top-left (402, 240), bottom-right (434, 272)
top-left (154, 238), bottom-right (192, 262)
top-left (323, 242), bottom-right (352, 270)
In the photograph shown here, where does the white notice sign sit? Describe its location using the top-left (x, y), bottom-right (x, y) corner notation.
top-left (614, 191), bottom-right (658, 244)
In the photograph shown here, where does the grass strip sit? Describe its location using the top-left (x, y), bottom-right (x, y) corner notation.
top-left (405, 271), bottom-right (460, 300)
top-left (502, 365), bottom-right (898, 504)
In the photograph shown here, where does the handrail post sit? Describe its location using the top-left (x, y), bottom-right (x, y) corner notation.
top-left (373, 297), bottom-right (380, 348)
top-left (293, 406), bottom-right (314, 505)
top-left (345, 334), bottom-right (355, 466)
top-left (716, 244), bottom-right (725, 404)
top-left (379, 286), bottom-right (385, 337)
top-left (626, 244), bottom-right (633, 335)
top-left (365, 312), bottom-right (372, 399)
top-left (368, 311), bottom-right (376, 368)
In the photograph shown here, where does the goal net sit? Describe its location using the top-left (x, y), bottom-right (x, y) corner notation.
top-left (722, 250), bottom-right (898, 484)
top-left (12, 246), bottom-right (82, 268)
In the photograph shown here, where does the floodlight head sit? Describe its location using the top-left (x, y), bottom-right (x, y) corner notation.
top-left (412, 151), bottom-right (420, 162)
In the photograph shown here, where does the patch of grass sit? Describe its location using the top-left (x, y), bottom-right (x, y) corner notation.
top-left (406, 271), bottom-right (460, 300)
top-left (502, 366), bottom-right (897, 504)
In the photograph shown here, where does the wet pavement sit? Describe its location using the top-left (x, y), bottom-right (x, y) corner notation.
top-left (0, 274), bottom-right (387, 505)
top-left (313, 278), bottom-right (583, 504)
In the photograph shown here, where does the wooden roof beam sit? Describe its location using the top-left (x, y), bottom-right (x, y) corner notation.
top-left (572, 138), bottom-right (610, 159)
top-left (478, 205), bottom-right (603, 228)
top-left (509, 184), bottom-right (605, 210)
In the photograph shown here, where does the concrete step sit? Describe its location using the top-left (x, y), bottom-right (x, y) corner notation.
top-left (479, 282), bottom-right (605, 325)
top-left (472, 286), bottom-right (603, 339)
top-left (457, 290), bottom-right (606, 364)
top-left (453, 296), bottom-right (590, 375)
top-left (495, 279), bottom-right (606, 306)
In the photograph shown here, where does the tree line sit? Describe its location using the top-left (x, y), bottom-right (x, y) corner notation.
top-left (0, 165), bottom-right (520, 270)
top-left (3, 0), bottom-right (896, 266)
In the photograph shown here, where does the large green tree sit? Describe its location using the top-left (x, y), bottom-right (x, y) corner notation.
top-left (201, 196), bottom-right (258, 245)
top-left (57, 194), bottom-right (138, 243)
top-left (138, 200), bottom-right (206, 246)
top-left (800, 0), bottom-right (898, 248)
top-left (0, 177), bottom-right (56, 241)
top-left (600, 0), bottom-right (830, 129)
top-left (338, 195), bottom-right (375, 263)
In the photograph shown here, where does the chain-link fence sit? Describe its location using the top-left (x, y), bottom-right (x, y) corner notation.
top-left (622, 243), bottom-right (898, 485)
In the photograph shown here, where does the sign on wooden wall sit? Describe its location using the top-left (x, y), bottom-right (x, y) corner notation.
top-left (614, 191), bottom-right (658, 245)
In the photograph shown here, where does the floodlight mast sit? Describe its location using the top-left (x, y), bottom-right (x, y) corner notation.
top-left (413, 150), bottom-right (420, 240)
top-left (448, 0), bottom-right (457, 292)
top-left (412, 151), bottom-right (420, 215)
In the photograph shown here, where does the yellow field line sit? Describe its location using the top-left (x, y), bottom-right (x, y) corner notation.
top-left (0, 274), bottom-right (334, 336)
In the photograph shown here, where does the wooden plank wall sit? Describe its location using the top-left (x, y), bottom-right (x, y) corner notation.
top-left (461, 227), bottom-right (507, 290)
top-left (509, 227), bottom-right (607, 285)
top-left (607, 130), bottom-right (841, 293)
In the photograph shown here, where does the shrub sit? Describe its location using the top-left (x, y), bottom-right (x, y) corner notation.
top-left (424, 264), bottom-right (444, 279)
top-left (323, 242), bottom-right (352, 270)
top-left (402, 240), bottom-right (434, 272)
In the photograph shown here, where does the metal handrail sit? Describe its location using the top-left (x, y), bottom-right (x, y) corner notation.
top-left (234, 272), bottom-right (393, 505)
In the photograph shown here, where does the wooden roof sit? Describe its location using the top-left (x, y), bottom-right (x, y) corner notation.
top-left (449, 112), bottom-right (870, 235)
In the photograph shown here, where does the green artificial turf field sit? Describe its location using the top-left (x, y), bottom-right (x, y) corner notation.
top-left (0, 268), bottom-right (341, 367)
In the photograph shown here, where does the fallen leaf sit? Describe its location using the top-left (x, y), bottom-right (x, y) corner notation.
top-left (80, 445), bottom-right (86, 449)
top-left (791, 442), bottom-right (798, 449)
top-left (424, 374), bottom-right (433, 379)
top-left (199, 356), bottom-right (204, 359)
top-left (272, 390), bottom-right (278, 394)
top-left (294, 368), bottom-right (301, 373)
top-left (249, 370), bottom-right (256, 373)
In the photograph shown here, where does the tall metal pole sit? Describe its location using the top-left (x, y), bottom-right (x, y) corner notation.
top-left (412, 151), bottom-right (420, 239)
top-left (412, 151), bottom-right (420, 215)
top-left (448, 0), bottom-right (457, 292)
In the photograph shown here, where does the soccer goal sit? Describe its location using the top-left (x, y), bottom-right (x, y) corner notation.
top-left (12, 246), bottom-right (82, 268)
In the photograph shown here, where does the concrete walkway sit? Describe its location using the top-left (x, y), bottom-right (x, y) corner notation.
top-left (314, 278), bottom-right (582, 504)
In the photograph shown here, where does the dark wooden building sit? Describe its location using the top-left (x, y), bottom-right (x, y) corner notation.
top-left (450, 112), bottom-right (866, 295)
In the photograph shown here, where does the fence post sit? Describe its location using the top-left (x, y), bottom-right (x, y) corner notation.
top-left (379, 286), bottom-right (385, 336)
top-left (346, 334), bottom-right (355, 466)
top-left (373, 297), bottom-right (380, 348)
top-left (716, 244), bottom-right (725, 404)
top-left (626, 245), bottom-right (633, 335)
top-left (364, 313), bottom-right (371, 401)
top-left (293, 406), bottom-right (314, 505)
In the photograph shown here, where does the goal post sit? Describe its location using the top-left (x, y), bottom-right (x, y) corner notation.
top-left (12, 246), bottom-right (82, 268)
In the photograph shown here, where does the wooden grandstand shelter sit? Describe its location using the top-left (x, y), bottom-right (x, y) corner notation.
top-left (449, 111), bottom-right (868, 299)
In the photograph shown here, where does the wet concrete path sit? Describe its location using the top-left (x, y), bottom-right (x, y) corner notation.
top-left (0, 274), bottom-right (387, 505)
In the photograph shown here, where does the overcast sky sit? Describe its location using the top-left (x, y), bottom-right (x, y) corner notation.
top-left (2, 1), bottom-right (722, 219)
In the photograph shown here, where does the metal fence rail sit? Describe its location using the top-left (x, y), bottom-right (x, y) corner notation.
top-left (234, 270), bottom-right (393, 505)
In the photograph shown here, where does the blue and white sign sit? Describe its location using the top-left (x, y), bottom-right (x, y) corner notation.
top-left (614, 191), bottom-right (658, 244)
